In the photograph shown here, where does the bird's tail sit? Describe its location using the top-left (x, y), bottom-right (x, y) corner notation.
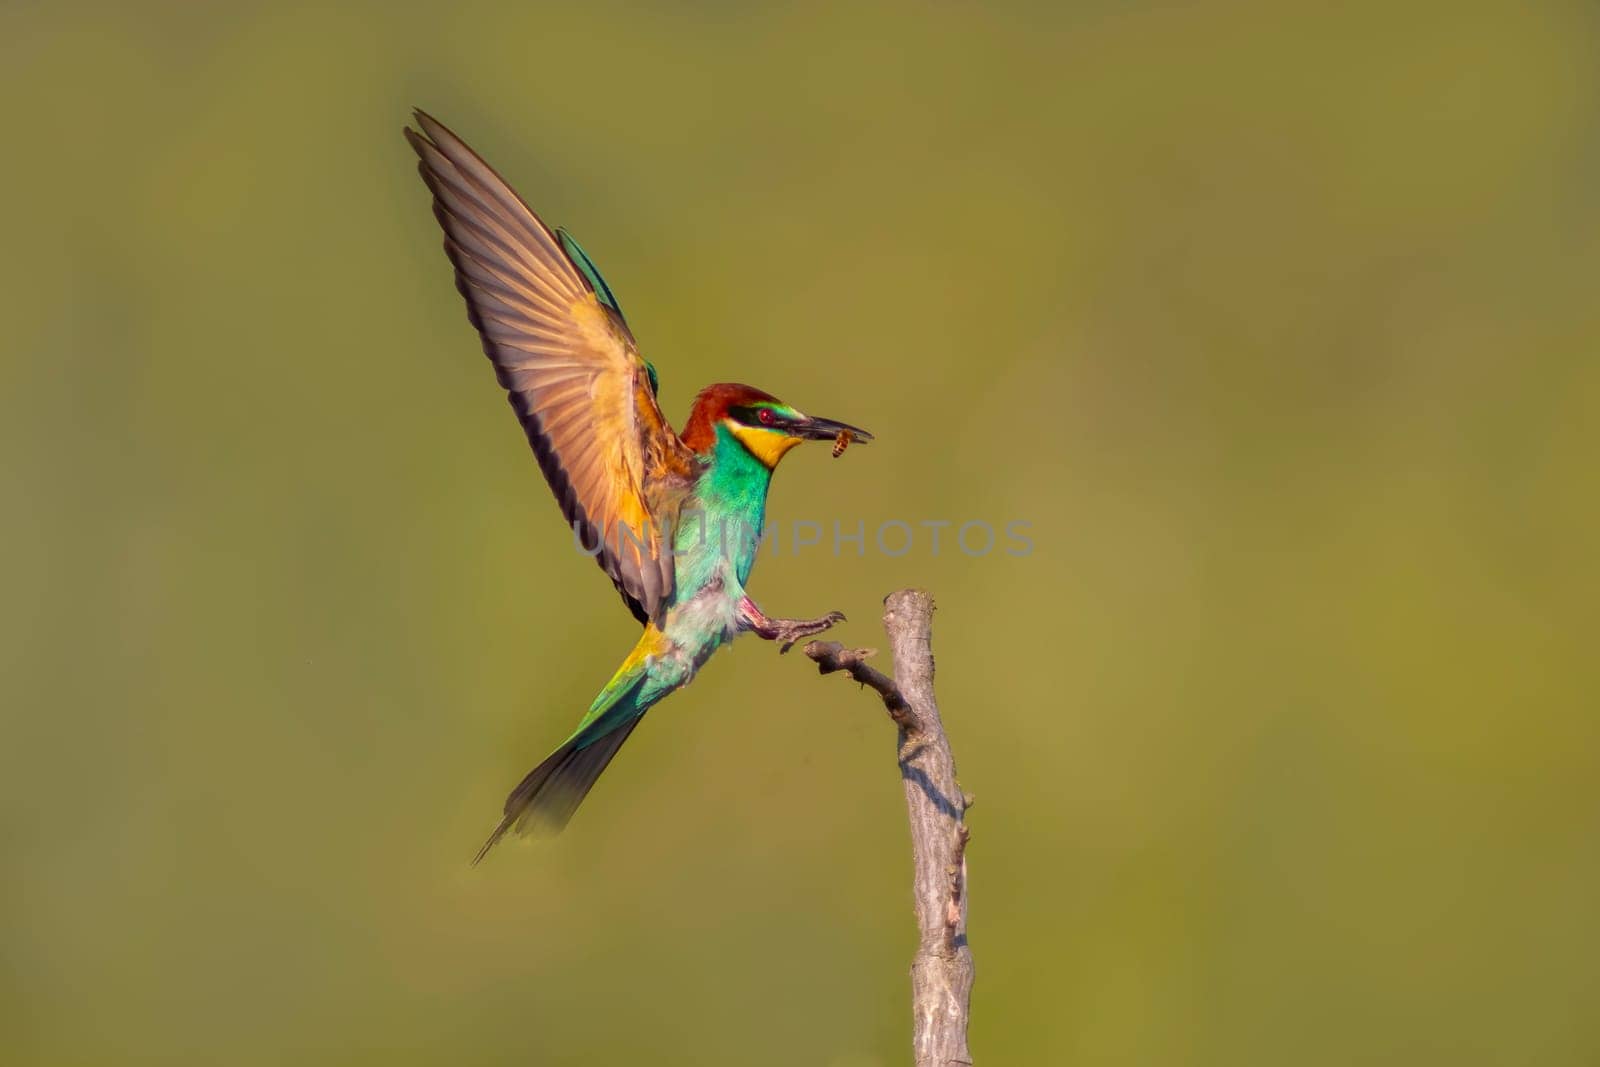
top-left (472, 627), bottom-right (667, 864)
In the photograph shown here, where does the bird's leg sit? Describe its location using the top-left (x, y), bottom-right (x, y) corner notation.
top-left (738, 596), bottom-right (846, 654)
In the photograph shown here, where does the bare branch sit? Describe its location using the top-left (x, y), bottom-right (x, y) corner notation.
top-left (802, 589), bottom-right (974, 1067)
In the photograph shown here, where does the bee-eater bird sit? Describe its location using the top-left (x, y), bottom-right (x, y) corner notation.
top-left (405, 112), bottom-right (873, 863)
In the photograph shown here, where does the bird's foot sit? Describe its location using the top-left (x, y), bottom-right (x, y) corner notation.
top-left (765, 610), bottom-right (847, 654)
top-left (738, 596), bottom-right (847, 652)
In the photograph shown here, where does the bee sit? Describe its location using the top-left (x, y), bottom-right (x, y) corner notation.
top-left (831, 429), bottom-right (853, 459)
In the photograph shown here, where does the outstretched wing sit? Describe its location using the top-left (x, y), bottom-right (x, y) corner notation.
top-left (406, 110), bottom-right (696, 624)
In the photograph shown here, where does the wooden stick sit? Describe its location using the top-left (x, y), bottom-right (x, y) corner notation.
top-left (803, 589), bottom-right (974, 1066)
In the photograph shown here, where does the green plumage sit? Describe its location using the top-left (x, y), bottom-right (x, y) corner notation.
top-left (556, 228), bottom-right (622, 318)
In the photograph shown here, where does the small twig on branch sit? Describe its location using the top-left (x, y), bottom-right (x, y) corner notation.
top-left (801, 589), bottom-right (974, 1067)
top-left (802, 641), bottom-right (917, 730)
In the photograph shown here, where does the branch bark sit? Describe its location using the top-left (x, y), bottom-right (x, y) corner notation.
top-left (803, 589), bottom-right (974, 1067)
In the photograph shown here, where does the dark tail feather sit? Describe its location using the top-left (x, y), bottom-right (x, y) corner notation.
top-left (471, 716), bottom-right (643, 865)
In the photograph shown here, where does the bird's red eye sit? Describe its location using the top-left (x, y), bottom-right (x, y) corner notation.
top-left (758, 408), bottom-right (774, 425)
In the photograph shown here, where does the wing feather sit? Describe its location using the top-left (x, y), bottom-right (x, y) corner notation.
top-left (408, 111), bottom-right (697, 623)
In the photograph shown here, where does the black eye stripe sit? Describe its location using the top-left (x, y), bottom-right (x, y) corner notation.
top-left (729, 404), bottom-right (780, 427)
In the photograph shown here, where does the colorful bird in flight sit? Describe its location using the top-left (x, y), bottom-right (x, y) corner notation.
top-left (405, 112), bottom-right (873, 863)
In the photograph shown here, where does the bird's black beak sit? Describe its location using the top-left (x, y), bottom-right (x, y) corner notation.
top-left (796, 414), bottom-right (874, 443)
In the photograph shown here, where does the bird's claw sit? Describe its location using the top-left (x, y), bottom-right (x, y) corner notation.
top-left (774, 610), bottom-right (847, 654)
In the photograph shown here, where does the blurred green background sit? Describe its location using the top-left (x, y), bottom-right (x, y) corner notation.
top-left (4, 1), bottom-right (1598, 1063)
